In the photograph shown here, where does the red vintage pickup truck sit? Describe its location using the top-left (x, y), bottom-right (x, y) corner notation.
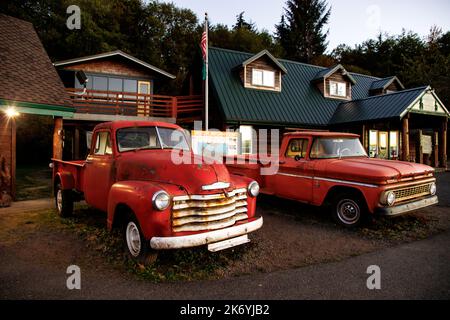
top-left (226, 132), bottom-right (438, 227)
top-left (52, 121), bottom-right (262, 264)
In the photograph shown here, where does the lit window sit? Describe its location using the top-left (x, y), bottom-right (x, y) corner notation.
top-left (239, 126), bottom-right (253, 154)
top-left (252, 69), bottom-right (275, 88)
top-left (330, 81), bottom-right (347, 97)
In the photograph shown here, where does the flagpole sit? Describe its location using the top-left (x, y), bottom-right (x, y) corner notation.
top-left (204, 12), bottom-right (209, 131)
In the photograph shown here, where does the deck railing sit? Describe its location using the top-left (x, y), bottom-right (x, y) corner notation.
top-left (66, 88), bottom-right (203, 123)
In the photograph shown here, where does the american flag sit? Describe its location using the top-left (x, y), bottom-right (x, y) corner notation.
top-left (201, 31), bottom-right (207, 61)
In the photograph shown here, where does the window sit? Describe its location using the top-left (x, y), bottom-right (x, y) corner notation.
top-left (310, 138), bottom-right (367, 159)
top-left (93, 131), bottom-right (112, 155)
top-left (93, 76), bottom-right (108, 91)
top-left (389, 131), bottom-right (399, 159)
top-left (252, 69), bottom-right (275, 88)
top-left (330, 81), bottom-right (347, 97)
top-left (286, 139), bottom-right (309, 159)
top-left (109, 77), bottom-right (123, 92)
top-left (239, 126), bottom-right (253, 154)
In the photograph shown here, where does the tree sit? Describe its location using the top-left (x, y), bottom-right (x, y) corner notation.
top-left (233, 12), bottom-right (255, 32)
top-left (276, 0), bottom-right (331, 63)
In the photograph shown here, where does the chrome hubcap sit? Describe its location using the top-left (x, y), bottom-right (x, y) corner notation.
top-left (126, 222), bottom-right (141, 257)
top-left (56, 190), bottom-right (63, 213)
top-left (337, 199), bottom-right (360, 225)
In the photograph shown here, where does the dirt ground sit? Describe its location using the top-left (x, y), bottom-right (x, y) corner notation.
top-left (0, 172), bottom-right (449, 282)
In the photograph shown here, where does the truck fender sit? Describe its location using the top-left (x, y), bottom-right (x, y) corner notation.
top-left (54, 172), bottom-right (75, 191)
top-left (106, 181), bottom-right (177, 239)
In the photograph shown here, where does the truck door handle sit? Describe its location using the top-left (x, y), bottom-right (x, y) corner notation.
top-left (279, 161), bottom-right (286, 165)
top-left (85, 159), bottom-right (93, 164)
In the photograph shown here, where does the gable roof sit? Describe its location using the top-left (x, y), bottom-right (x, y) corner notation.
top-left (209, 47), bottom-right (379, 127)
top-left (240, 50), bottom-right (288, 74)
top-left (0, 14), bottom-right (73, 114)
top-left (370, 76), bottom-right (405, 91)
top-left (53, 50), bottom-right (176, 79)
top-left (312, 64), bottom-right (357, 85)
top-left (330, 86), bottom-right (429, 125)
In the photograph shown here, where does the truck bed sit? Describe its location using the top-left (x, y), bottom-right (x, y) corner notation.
top-left (52, 159), bottom-right (86, 192)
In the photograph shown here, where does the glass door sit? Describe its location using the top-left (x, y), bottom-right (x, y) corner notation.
top-left (137, 81), bottom-right (151, 116)
top-left (378, 131), bottom-right (388, 159)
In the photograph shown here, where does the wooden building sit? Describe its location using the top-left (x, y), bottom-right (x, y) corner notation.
top-left (53, 51), bottom-right (203, 160)
top-left (0, 14), bottom-right (75, 203)
top-left (203, 47), bottom-right (449, 168)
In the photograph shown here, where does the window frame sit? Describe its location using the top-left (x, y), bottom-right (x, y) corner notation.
top-left (251, 68), bottom-right (276, 88)
top-left (92, 131), bottom-right (113, 156)
top-left (329, 81), bottom-right (347, 98)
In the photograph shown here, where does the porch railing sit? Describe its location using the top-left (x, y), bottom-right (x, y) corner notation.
top-left (66, 88), bottom-right (203, 123)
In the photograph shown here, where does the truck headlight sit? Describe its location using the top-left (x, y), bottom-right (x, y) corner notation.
top-left (386, 191), bottom-right (396, 206)
top-left (152, 190), bottom-right (170, 210)
top-left (248, 181), bottom-right (260, 197)
top-left (429, 182), bottom-right (437, 196)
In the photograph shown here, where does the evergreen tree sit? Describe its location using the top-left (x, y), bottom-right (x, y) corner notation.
top-left (276, 0), bottom-right (331, 63)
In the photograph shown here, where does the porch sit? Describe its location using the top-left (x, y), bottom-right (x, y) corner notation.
top-left (65, 88), bottom-right (203, 124)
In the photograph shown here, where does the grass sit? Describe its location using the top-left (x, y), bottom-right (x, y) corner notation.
top-left (15, 165), bottom-right (53, 201)
top-left (44, 206), bottom-right (253, 282)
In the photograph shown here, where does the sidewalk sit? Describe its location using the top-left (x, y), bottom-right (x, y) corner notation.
top-left (0, 198), bottom-right (53, 215)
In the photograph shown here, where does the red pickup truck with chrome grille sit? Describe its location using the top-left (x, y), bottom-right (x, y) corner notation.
top-left (226, 132), bottom-right (438, 227)
top-left (52, 121), bottom-right (262, 264)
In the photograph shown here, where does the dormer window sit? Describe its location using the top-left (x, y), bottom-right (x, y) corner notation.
top-left (330, 81), bottom-right (347, 97)
top-left (311, 64), bottom-right (355, 100)
top-left (237, 49), bottom-right (287, 92)
top-left (252, 69), bottom-right (275, 88)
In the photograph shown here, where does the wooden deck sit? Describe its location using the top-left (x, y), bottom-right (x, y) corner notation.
top-left (66, 88), bottom-right (203, 123)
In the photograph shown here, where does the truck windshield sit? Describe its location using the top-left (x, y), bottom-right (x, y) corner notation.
top-left (310, 137), bottom-right (368, 159)
top-left (116, 127), bottom-right (190, 152)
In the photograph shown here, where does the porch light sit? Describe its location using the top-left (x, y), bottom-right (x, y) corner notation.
top-left (4, 107), bottom-right (19, 118)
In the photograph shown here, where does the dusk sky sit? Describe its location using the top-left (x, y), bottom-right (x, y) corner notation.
top-left (161, 0), bottom-right (450, 51)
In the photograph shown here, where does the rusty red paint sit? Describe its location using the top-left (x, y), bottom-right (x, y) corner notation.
top-left (52, 121), bottom-right (260, 247)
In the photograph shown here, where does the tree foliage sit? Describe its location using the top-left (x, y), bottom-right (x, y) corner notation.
top-left (276, 0), bottom-right (331, 63)
top-left (332, 28), bottom-right (450, 106)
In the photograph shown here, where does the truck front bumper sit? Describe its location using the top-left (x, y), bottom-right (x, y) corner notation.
top-left (376, 196), bottom-right (438, 217)
top-left (149, 217), bottom-right (263, 250)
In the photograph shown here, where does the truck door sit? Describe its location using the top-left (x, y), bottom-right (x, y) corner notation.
top-left (274, 138), bottom-right (313, 203)
top-left (83, 130), bottom-right (114, 211)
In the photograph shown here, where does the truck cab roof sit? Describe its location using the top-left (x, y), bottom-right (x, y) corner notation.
top-left (94, 121), bottom-right (181, 131)
top-left (283, 131), bottom-right (360, 138)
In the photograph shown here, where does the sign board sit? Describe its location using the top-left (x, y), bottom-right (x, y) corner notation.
top-left (191, 130), bottom-right (240, 156)
top-left (421, 134), bottom-right (432, 154)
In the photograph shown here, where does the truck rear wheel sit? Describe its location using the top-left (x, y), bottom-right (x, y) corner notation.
top-left (124, 215), bottom-right (158, 266)
top-left (55, 184), bottom-right (73, 217)
top-left (331, 194), bottom-right (366, 228)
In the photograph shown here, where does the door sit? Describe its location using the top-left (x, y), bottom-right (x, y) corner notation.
top-left (274, 138), bottom-right (313, 203)
top-left (137, 81), bottom-right (151, 116)
top-left (83, 130), bottom-right (114, 211)
top-left (378, 131), bottom-right (388, 159)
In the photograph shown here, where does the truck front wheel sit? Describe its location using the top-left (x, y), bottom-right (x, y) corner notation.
top-left (55, 184), bottom-right (73, 217)
top-left (124, 215), bottom-right (158, 265)
top-left (331, 194), bottom-right (366, 228)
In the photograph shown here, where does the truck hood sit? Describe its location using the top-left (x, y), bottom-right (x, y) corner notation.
top-left (115, 149), bottom-right (232, 194)
top-left (322, 157), bottom-right (434, 185)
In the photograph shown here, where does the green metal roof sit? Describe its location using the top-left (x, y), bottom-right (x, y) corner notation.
top-left (0, 99), bottom-right (75, 118)
top-left (209, 47), bottom-right (379, 126)
top-left (370, 76), bottom-right (405, 91)
top-left (208, 47), bottom-right (439, 127)
top-left (329, 86), bottom-right (428, 125)
top-left (311, 64), bottom-right (357, 85)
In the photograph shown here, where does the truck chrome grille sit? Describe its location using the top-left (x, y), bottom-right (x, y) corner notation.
top-left (172, 188), bottom-right (248, 232)
top-left (393, 183), bottom-right (431, 203)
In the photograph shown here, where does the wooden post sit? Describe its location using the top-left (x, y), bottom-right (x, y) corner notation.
top-left (53, 117), bottom-right (63, 160)
top-left (433, 131), bottom-right (439, 168)
top-left (441, 117), bottom-right (448, 168)
top-left (74, 127), bottom-right (80, 160)
top-left (171, 97), bottom-right (178, 119)
top-left (402, 115), bottom-right (410, 162)
top-left (11, 119), bottom-right (16, 200)
top-left (361, 125), bottom-right (366, 149)
top-left (418, 130), bottom-right (423, 164)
